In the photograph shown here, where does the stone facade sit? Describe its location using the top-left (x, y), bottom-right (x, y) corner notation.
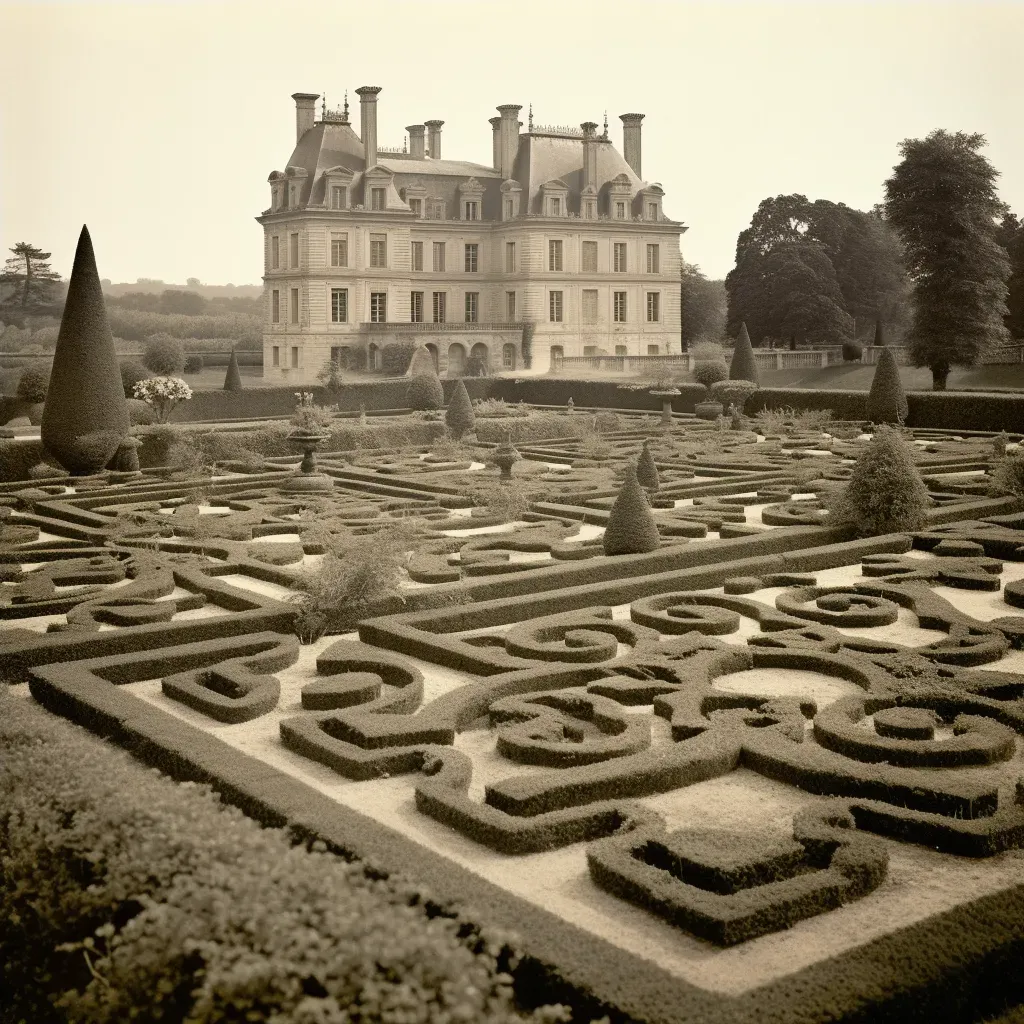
top-left (258, 89), bottom-right (686, 384)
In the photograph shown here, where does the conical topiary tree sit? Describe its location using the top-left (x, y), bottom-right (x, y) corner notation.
top-left (223, 348), bottom-right (243, 391)
top-left (603, 463), bottom-right (661, 555)
top-left (866, 347), bottom-right (908, 425)
top-left (874, 319), bottom-right (887, 348)
top-left (445, 378), bottom-right (475, 440)
top-left (41, 226), bottom-right (129, 474)
top-left (729, 321), bottom-right (759, 385)
top-left (407, 372), bottom-right (444, 411)
top-left (635, 439), bottom-right (660, 491)
top-left (828, 425), bottom-right (930, 537)
top-left (407, 345), bottom-right (437, 377)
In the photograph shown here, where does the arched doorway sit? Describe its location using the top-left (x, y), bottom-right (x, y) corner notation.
top-left (447, 342), bottom-right (466, 376)
top-left (502, 343), bottom-right (517, 370)
top-left (469, 342), bottom-right (489, 375)
top-left (549, 345), bottom-right (564, 372)
top-left (425, 342), bottom-right (439, 373)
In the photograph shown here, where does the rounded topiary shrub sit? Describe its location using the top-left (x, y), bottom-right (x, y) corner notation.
top-left (842, 341), bottom-right (864, 362)
top-left (693, 359), bottom-right (728, 394)
top-left (120, 360), bottom-right (150, 398)
top-left (143, 333), bottom-right (185, 375)
top-left (223, 348), bottom-right (243, 391)
top-left (183, 353), bottom-right (204, 373)
top-left (603, 463), bottom-right (661, 555)
top-left (445, 378), bottom-right (475, 440)
top-left (40, 226), bottom-right (129, 475)
top-left (635, 440), bottom-right (660, 491)
top-left (407, 373), bottom-right (444, 411)
top-left (16, 364), bottom-right (50, 404)
top-left (729, 322), bottom-right (759, 385)
top-left (866, 347), bottom-right (908, 425)
top-left (828, 425), bottom-right (930, 537)
top-left (127, 397), bottom-right (157, 426)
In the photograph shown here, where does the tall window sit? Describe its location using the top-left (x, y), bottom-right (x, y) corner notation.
top-left (582, 289), bottom-right (598, 324)
top-left (370, 233), bottom-right (387, 268)
top-left (291, 346), bottom-right (299, 368)
top-left (646, 292), bottom-right (660, 322)
top-left (504, 199), bottom-right (514, 219)
top-left (615, 201), bottom-right (626, 220)
top-left (290, 288), bottom-right (299, 324)
top-left (646, 243), bottom-right (660, 273)
top-left (647, 202), bottom-right (658, 220)
top-left (464, 243), bottom-right (478, 273)
top-left (550, 197), bottom-right (561, 216)
top-left (289, 232), bottom-right (299, 268)
top-left (432, 292), bottom-right (447, 323)
top-left (431, 201), bottom-right (444, 219)
top-left (548, 239), bottom-right (563, 272)
top-left (331, 234), bottom-right (348, 268)
top-left (613, 291), bottom-right (627, 323)
top-left (330, 288), bottom-right (348, 323)
top-left (506, 291), bottom-right (516, 321)
top-left (330, 186), bottom-right (346, 210)
top-left (409, 198), bottom-right (422, 217)
top-left (432, 241), bottom-right (446, 272)
top-left (581, 241), bottom-right (597, 273)
top-left (272, 345), bottom-right (280, 366)
top-left (505, 241), bottom-right (516, 272)
top-left (465, 292), bottom-right (479, 323)
top-left (271, 289), bottom-right (280, 324)
top-left (411, 241), bottom-right (424, 271)
top-left (613, 242), bottom-right (627, 273)
top-left (410, 291), bottom-right (424, 322)
top-left (464, 201), bottom-right (479, 220)
top-left (549, 290), bottom-right (563, 323)
top-left (271, 236), bottom-right (279, 269)
top-left (370, 292), bottom-right (387, 323)
top-left (371, 187), bottom-right (386, 211)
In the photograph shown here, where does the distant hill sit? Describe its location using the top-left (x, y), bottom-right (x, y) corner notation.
top-left (101, 280), bottom-right (263, 299)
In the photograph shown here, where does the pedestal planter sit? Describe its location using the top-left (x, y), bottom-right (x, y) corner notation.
top-left (491, 434), bottom-right (522, 482)
top-left (695, 401), bottom-right (724, 421)
top-left (282, 431), bottom-right (333, 492)
top-left (650, 389), bottom-right (681, 427)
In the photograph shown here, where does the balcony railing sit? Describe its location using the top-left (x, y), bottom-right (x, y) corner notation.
top-left (362, 321), bottom-right (525, 332)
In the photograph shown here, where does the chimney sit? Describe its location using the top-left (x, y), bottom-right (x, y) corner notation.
top-left (425, 119), bottom-right (444, 159)
top-left (497, 104), bottom-right (522, 180)
top-left (407, 124), bottom-right (426, 160)
top-left (619, 113), bottom-right (644, 177)
top-left (581, 121), bottom-right (598, 189)
top-left (356, 86), bottom-right (383, 167)
top-left (489, 116), bottom-right (502, 171)
top-left (291, 93), bottom-right (319, 144)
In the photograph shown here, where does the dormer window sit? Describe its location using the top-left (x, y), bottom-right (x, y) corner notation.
top-left (500, 178), bottom-right (522, 221)
top-left (371, 187), bottom-right (386, 211)
top-left (615, 201), bottom-right (626, 219)
top-left (410, 198), bottom-right (422, 217)
top-left (464, 201), bottom-right (479, 220)
top-left (430, 200), bottom-right (445, 220)
top-left (539, 179), bottom-right (569, 218)
top-left (330, 186), bottom-right (346, 210)
top-left (457, 177), bottom-right (485, 221)
top-left (647, 202), bottom-right (658, 220)
top-left (550, 197), bottom-right (561, 216)
top-left (289, 185), bottom-right (298, 209)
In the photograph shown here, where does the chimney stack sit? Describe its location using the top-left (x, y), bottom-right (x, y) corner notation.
top-left (292, 93), bottom-right (319, 144)
top-left (581, 121), bottom-right (598, 189)
top-left (619, 113), bottom-right (644, 177)
top-left (425, 119), bottom-right (444, 159)
top-left (489, 116), bottom-right (502, 171)
top-left (356, 86), bottom-right (383, 167)
top-left (407, 124), bottom-right (426, 160)
top-left (497, 104), bottom-right (522, 180)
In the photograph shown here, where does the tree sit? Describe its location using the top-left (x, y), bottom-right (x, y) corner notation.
top-left (603, 464), bottom-right (661, 555)
top-left (223, 348), bottom-right (243, 391)
top-left (158, 290), bottom-right (206, 315)
top-left (1, 242), bottom-right (62, 309)
top-left (680, 263), bottom-right (727, 347)
top-left (635, 440), bottom-right (660, 491)
top-left (445, 379), bottom-right (475, 439)
top-left (41, 226), bottom-right (129, 474)
top-left (729, 322), bottom-right (759, 384)
top-left (884, 130), bottom-right (1011, 389)
top-left (143, 334), bottom-right (186, 374)
top-left (762, 243), bottom-right (853, 345)
top-left (865, 348), bottom-right (908, 424)
top-left (996, 211), bottom-right (1024, 339)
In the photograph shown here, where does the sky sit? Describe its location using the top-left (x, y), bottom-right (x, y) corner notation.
top-left (1, 0), bottom-right (1022, 286)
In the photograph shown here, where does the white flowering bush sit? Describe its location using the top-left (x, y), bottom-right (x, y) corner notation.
top-left (132, 376), bottom-right (193, 423)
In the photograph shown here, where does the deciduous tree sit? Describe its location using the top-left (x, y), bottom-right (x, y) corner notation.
top-left (1, 242), bottom-right (62, 309)
top-left (680, 263), bottom-right (727, 346)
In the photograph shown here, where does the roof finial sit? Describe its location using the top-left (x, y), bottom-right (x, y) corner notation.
top-left (603, 110), bottom-right (609, 139)
top-left (322, 93), bottom-right (327, 119)
top-left (528, 103), bottom-right (534, 130)
top-left (403, 134), bottom-right (408, 153)
top-left (343, 90), bottom-right (349, 120)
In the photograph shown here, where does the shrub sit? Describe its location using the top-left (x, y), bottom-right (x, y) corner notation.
top-left (465, 352), bottom-right (490, 377)
top-left (317, 357), bottom-right (344, 388)
top-left (290, 394), bottom-right (336, 433)
top-left (635, 439), bottom-right (660, 491)
top-left (132, 377), bottom-right (193, 424)
top-left (182, 353), bottom-right (204, 373)
top-left (41, 226), bottom-right (130, 474)
top-left (407, 373), bottom-right (444, 411)
top-left (866, 347), bottom-right (908, 425)
top-left (842, 340), bottom-right (863, 362)
top-left (729, 322), bottom-right (759, 385)
top-left (993, 432), bottom-right (1009, 459)
top-left (593, 411), bottom-right (622, 432)
top-left (691, 341), bottom-right (725, 364)
top-left (119, 360), bottom-right (149, 398)
top-left (142, 333), bottom-right (186, 375)
top-left (446, 378), bottom-right (476, 439)
top-left (16, 363), bottom-right (49, 403)
top-left (380, 340), bottom-right (418, 376)
top-left (125, 397), bottom-right (156, 426)
top-left (710, 379), bottom-right (758, 411)
top-left (693, 359), bottom-right (728, 394)
top-left (222, 348), bottom-right (242, 391)
top-left (603, 463), bottom-right (661, 555)
top-left (466, 479), bottom-right (533, 522)
top-left (874, 319), bottom-right (887, 347)
top-left (828, 426), bottom-right (930, 536)
top-left (27, 461), bottom-right (68, 480)
top-left (407, 345), bottom-right (437, 377)
top-left (989, 452), bottom-right (1024, 499)
top-left (521, 321), bottom-right (535, 369)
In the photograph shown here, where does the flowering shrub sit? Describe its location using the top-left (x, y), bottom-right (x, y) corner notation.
top-left (291, 391), bottom-right (337, 433)
top-left (132, 376), bottom-right (193, 423)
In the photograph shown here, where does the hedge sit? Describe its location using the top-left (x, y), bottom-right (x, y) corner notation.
top-left (0, 692), bottom-right (536, 1024)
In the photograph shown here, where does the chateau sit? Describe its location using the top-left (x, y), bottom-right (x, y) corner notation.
top-left (258, 87), bottom-right (686, 382)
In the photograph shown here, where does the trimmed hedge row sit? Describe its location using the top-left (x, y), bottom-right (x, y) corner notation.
top-left (0, 692), bottom-right (536, 1024)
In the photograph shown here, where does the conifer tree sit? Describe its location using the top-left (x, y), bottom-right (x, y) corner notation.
top-left (41, 226), bottom-right (128, 474)
top-left (865, 347), bottom-right (908, 424)
top-left (603, 463), bottom-right (661, 555)
top-left (729, 321), bottom-right (759, 384)
top-left (445, 378), bottom-right (475, 440)
top-left (635, 440), bottom-right (660, 491)
top-left (223, 348), bottom-right (243, 391)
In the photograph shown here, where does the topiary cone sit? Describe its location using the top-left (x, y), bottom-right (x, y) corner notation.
top-left (635, 439), bottom-right (660, 491)
top-left (223, 348), bottom-right (243, 391)
top-left (41, 226), bottom-right (129, 474)
top-left (445, 378), bottom-right (475, 439)
top-left (603, 463), bottom-right (661, 555)
top-left (874, 319), bottom-right (886, 347)
top-left (729, 321), bottom-right (759, 385)
top-left (866, 347), bottom-right (907, 425)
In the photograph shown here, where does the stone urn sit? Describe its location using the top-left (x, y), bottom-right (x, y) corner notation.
top-left (694, 389), bottom-right (724, 421)
top-left (650, 388), bottom-right (681, 427)
top-left (491, 432), bottom-right (522, 482)
top-left (283, 430), bottom-right (333, 492)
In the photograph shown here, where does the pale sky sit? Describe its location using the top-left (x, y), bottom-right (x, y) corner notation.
top-left (2, 0), bottom-right (1022, 285)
